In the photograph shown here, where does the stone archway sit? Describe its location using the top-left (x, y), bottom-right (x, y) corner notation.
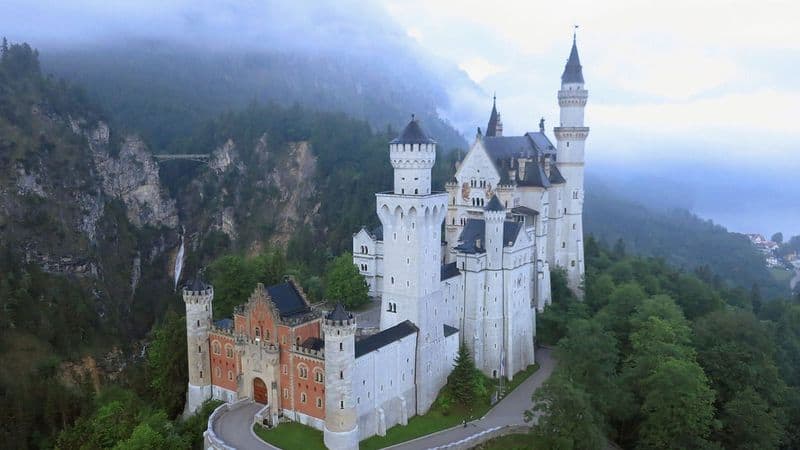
top-left (253, 377), bottom-right (268, 404)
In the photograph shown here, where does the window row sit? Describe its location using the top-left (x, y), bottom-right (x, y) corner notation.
top-left (296, 364), bottom-right (325, 383)
top-left (211, 341), bottom-right (235, 358)
top-left (213, 367), bottom-right (235, 381)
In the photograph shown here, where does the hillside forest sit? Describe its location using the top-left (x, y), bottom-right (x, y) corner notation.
top-left (1, 39), bottom-right (798, 449)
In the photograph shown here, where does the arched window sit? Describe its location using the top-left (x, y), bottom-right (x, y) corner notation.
top-left (296, 337), bottom-right (301, 346)
top-left (215, 367), bottom-right (221, 378)
top-left (571, 260), bottom-right (576, 267)
top-left (254, 327), bottom-right (261, 338)
top-left (265, 330), bottom-right (270, 340)
top-left (300, 393), bottom-right (307, 404)
top-left (315, 369), bottom-right (324, 383)
top-left (339, 342), bottom-right (343, 351)
top-left (225, 345), bottom-right (234, 358)
top-left (298, 364), bottom-right (309, 379)
top-left (212, 341), bottom-right (221, 355)
top-left (562, 242), bottom-right (566, 248)
top-left (316, 397), bottom-right (323, 408)
top-left (414, 188), bottom-right (418, 194)
top-left (228, 370), bottom-right (233, 381)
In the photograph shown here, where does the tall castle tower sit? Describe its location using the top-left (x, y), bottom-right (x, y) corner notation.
top-left (183, 276), bottom-right (214, 414)
top-left (554, 32), bottom-right (589, 294)
top-left (376, 116), bottom-right (448, 413)
top-left (482, 196), bottom-right (507, 377)
top-left (323, 304), bottom-right (359, 450)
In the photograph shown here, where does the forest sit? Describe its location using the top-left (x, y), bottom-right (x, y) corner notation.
top-left (533, 237), bottom-right (800, 449)
top-left (2, 39), bottom-right (798, 449)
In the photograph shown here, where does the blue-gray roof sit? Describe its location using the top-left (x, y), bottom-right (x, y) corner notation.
top-left (549, 165), bottom-right (566, 184)
top-left (486, 97), bottom-right (500, 137)
top-left (562, 38), bottom-right (584, 84)
top-left (485, 195), bottom-right (505, 212)
top-left (391, 117), bottom-right (435, 144)
top-left (355, 320), bottom-right (418, 358)
top-left (517, 162), bottom-right (551, 188)
top-left (441, 262), bottom-right (461, 280)
top-left (214, 318), bottom-right (234, 331)
top-left (443, 324), bottom-right (459, 337)
top-left (326, 303), bottom-right (351, 321)
top-left (455, 219), bottom-right (522, 254)
top-left (266, 281), bottom-right (309, 318)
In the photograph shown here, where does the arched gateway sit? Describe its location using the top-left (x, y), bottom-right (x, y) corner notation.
top-left (253, 377), bottom-right (268, 404)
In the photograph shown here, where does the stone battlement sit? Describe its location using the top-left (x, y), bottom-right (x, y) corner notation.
top-left (291, 344), bottom-right (325, 360)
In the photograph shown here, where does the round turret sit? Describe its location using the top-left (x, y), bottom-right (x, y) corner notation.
top-left (183, 274), bottom-right (214, 414)
top-left (323, 304), bottom-right (359, 450)
top-left (390, 115), bottom-right (436, 196)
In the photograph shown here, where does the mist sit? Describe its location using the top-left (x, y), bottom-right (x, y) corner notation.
top-left (3, 0), bottom-right (796, 238)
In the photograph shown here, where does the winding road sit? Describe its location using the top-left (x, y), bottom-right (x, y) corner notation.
top-left (212, 347), bottom-right (555, 449)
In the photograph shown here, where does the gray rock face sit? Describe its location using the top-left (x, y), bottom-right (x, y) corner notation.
top-left (87, 123), bottom-right (178, 229)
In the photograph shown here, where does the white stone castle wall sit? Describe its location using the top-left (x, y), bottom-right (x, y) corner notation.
top-left (353, 332), bottom-right (418, 439)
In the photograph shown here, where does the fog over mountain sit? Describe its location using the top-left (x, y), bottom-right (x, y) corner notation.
top-left (2, 0), bottom-right (796, 237)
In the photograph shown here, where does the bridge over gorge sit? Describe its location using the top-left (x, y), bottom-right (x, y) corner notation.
top-left (153, 153), bottom-right (211, 163)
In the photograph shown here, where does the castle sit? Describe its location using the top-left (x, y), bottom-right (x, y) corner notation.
top-left (186, 36), bottom-right (587, 450)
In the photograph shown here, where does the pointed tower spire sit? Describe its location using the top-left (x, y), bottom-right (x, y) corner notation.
top-left (561, 27), bottom-right (584, 84)
top-left (486, 94), bottom-right (503, 137)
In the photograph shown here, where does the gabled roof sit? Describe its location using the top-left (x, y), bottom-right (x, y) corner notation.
top-left (454, 219), bottom-right (523, 254)
top-left (441, 262), bottom-right (461, 280)
top-left (517, 161), bottom-right (551, 188)
top-left (562, 37), bottom-right (584, 84)
top-left (266, 281), bottom-right (310, 318)
top-left (371, 225), bottom-right (383, 241)
top-left (390, 116), bottom-right (436, 144)
top-left (485, 195), bottom-right (505, 212)
top-left (549, 165), bottom-right (566, 184)
top-left (355, 320), bottom-right (418, 358)
top-left (326, 303), bottom-right (351, 321)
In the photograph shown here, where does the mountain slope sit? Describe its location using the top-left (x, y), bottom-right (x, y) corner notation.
top-left (584, 177), bottom-right (784, 298)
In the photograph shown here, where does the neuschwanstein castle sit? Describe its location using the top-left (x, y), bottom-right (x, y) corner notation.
top-left (186, 36), bottom-right (588, 450)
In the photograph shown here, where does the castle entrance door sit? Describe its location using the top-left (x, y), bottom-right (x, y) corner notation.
top-left (253, 377), bottom-right (268, 404)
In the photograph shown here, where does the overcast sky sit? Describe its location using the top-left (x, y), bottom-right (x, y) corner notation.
top-left (384, 0), bottom-right (800, 168)
top-left (3, 0), bottom-right (798, 169)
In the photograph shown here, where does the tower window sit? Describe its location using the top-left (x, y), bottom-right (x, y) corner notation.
top-left (340, 370), bottom-right (344, 380)
top-left (415, 188), bottom-right (419, 194)
top-left (571, 260), bottom-right (576, 267)
top-left (317, 397), bottom-right (323, 408)
top-left (562, 242), bottom-right (566, 248)
top-left (339, 342), bottom-right (343, 351)
top-left (340, 401), bottom-right (344, 409)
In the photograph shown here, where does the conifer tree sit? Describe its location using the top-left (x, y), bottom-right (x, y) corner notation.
top-left (450, 344), bottom-right (478, 406)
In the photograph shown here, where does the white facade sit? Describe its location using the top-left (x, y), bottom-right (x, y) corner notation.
top-left (353, 332), bottom-right (417, 438)
top-left (353, 36), bottom-right (588, 381)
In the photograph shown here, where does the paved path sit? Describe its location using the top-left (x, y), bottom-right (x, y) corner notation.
top-left (212, 347), bottom-right (555, 450)
top-left (386, 347), bottom-right (556, 450)
top-left (214, 402), bottom-right (275, 450)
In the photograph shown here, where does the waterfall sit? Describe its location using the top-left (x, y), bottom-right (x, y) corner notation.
top-left (173, 232), bottom-right (185, 290)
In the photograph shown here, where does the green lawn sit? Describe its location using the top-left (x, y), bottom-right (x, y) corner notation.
top-left (253, 421), bottom-right (326, 450)
top-left (473, 433), bottom-right (533, 449)
top-left (360, 364), bottom-right (539, 450)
